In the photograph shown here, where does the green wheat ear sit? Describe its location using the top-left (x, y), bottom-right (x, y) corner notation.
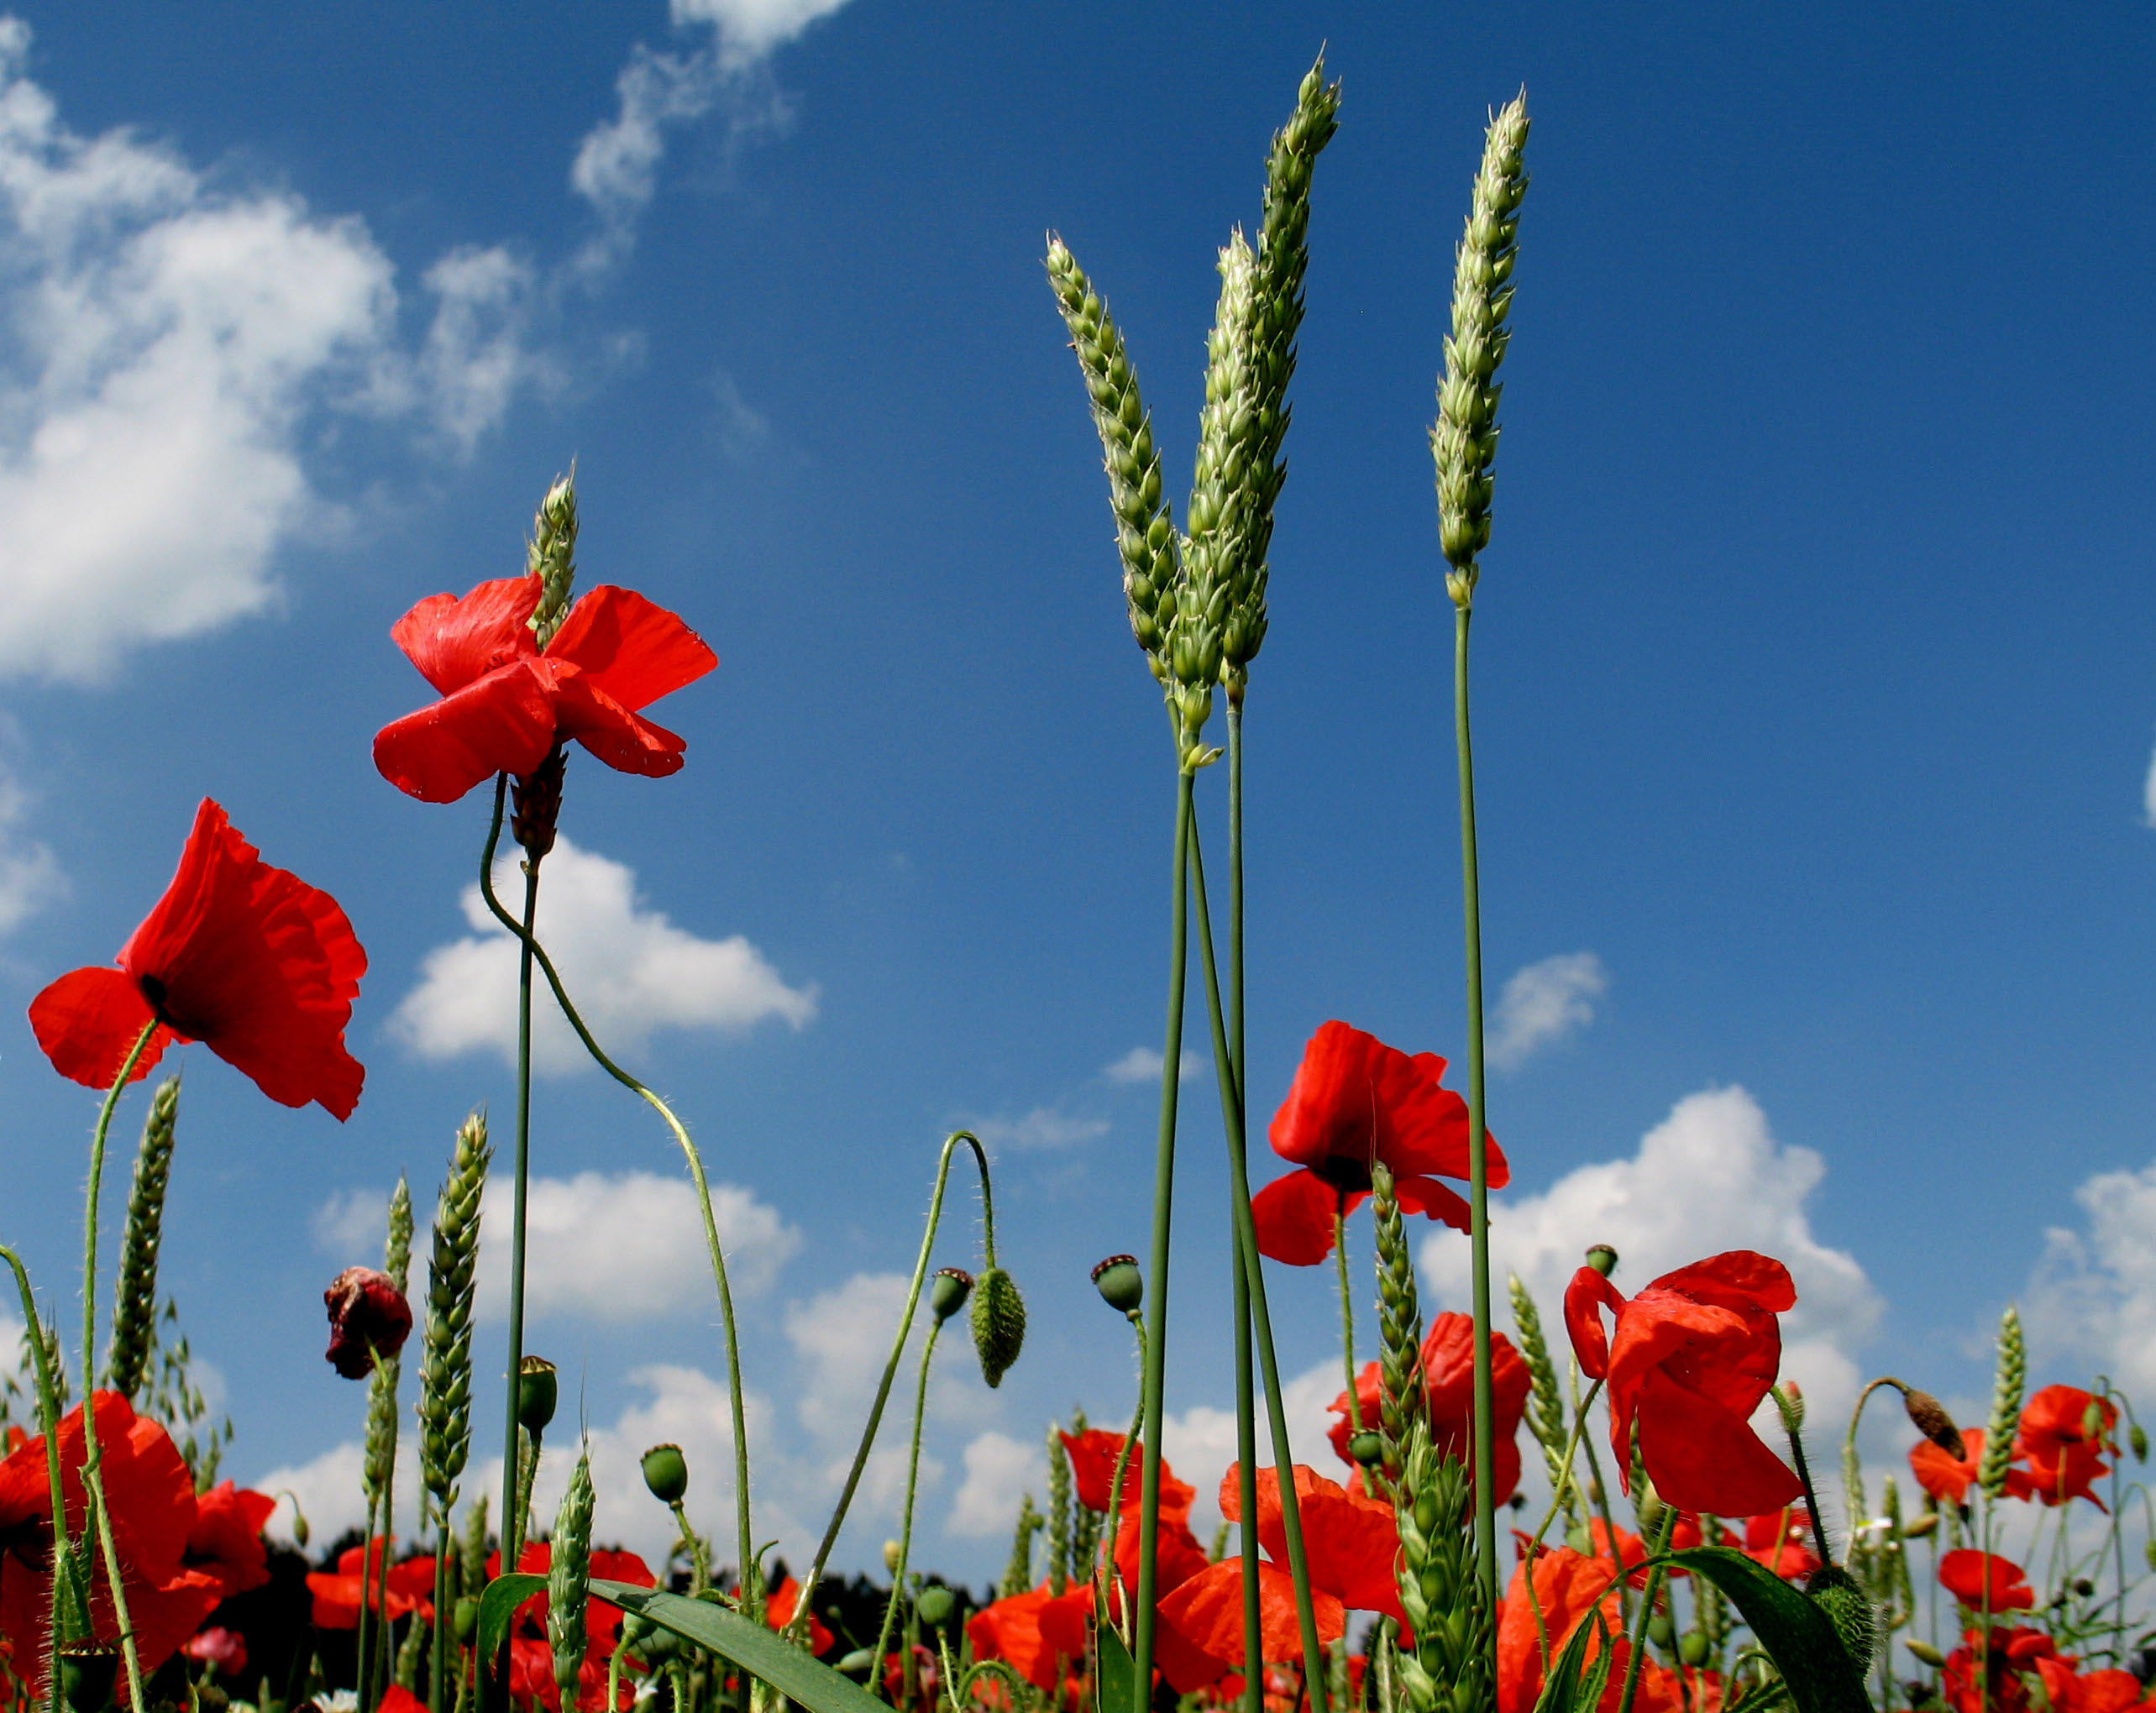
top-left (1978, 1305), bottom-right (2025, 1501)
top-left (527, 465), bottom-right (579, 648)
top-left (106, 1076), bottom-right (180, 1400)
top-left (548, 1452), bottom-right (595, 1711)
top-left (420, 1111), bottom-right (491, 1516)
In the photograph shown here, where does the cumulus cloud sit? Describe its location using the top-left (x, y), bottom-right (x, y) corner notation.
top-left (671, 0), bottom-right (857, 66)
top-left (947, 1431), bottom-right (1045, 1538)
top-left (1103, 1047), bottom-right (1204, 1086)
top-left (1488, 952), bottom-right (1608, 1071)
top-left (967, 1108), bottom-right (1109, 1151)
top-left (256, 1437), bottom-right (422, 1548)
top-left (0, 753), bottom-right (64, 936)
top-left (2143, 736), bottom-right (2156, 827)
top-left (1158, 1359), bottom-right (1342, 1540)
top-left (1421, 1086), bottom-right (1882, 1431)
top-left (391, 838), bottom-right (816, 1073)
top-left (2025, 1157), bottom-right (2156, 1401)
top-left (0, 23), bottom-right (541, 684)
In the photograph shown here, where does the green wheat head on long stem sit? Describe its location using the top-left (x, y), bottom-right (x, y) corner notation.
top-left (1372, 1162), bottom-right (1425, 1480)
top-left (420, 1112), bottom-right (491, 1515)
top-left (105, 1076), bottom-right (179, 1400)
top-left (1508, 1274), bottom-right (1576, 1527)
top-left (1979, 1306), bottom-right (2025, 1501)
top-left (365, 1180), bottom-right (414, 1502)
top-left (527, 467), bottom-right (578, 649)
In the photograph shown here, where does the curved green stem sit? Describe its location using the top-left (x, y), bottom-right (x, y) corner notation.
top-left (0, 1246), bottom-right (83, 1713)
top-left (478, 779), bottom-right (756, 1602)
top-left (1454, 605), bottom-right (1498, 1632)
top-left (1099, 1317), bottom-right (1147, 1637)
top-left (1615, 1496), bottom-right (1680, 1713)
top-left (869, 1318), bottom-right (943, 1698)
top-left (794, 1131), bottom-right (993, 1625)
top-left (1227, 707), bottom-right (1262, 1713)
top-left (1187, 815), bottom-right (1329, 1711)
top-left (1130, 773), bottom-right (1194, 1699)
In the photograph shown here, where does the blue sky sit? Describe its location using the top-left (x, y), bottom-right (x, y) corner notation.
top-left (0, 1), bottom-right (2152, 1589)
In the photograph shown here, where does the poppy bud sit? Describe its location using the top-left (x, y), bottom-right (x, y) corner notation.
top-left (1348, 1431), bottom-right (1384, 1468)
top-left (1566, 1524), bottom-right (1592, 1554)
top-left (454, 1598), bottom-right (480, 1644)
top-left (1091, 1255), bottom-right (1144, 1315)
top-left (1906, 1641), bottom-right (1946, 1669)
top-left (1806, 1566), bottom-right (1875, 1672)
top-left (1584, 1244), bottom-right (1618, 1278)
top-left (930, 1268), bottom-right (973, 1324)
top-left (883, 1540), bottom-right (903, 1574)
top-left (1647, 1613), bottom-right (1674, 1648)
top-left (2085, 1399), bottom-right (2107, 1442)
top-left (323, 1266), bottom-right (412, 1380)
top-left (59, 1644), bottom-right (117, 1713)
top-left (915, 1586), bottom-right (955, 1627)
top-left (517, 1355), bottom-right (558, 1432)
top-left (1678, 1632), bottom-right (1708, 1668)
top-left (1902, 1390), bottom-right (1965, 1461)
top-left (2134, 1422), bottom-right (2149, 1464)
top-left (838, 1650), bottom-right (876, 1677)
top-left (1901, 1512), bottom-right (1938, 1540)
top-left (642, 1443), bottom-right (689, 1505)
top-left (970, 1266), bottom-right (1027, 1388)
top-left (1776, 1381), bottom-right (1807, 1429)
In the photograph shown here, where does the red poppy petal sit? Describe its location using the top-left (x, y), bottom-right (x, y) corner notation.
top-left (391, 576), bottom-right (541, 694)
top-left (375, 663), bottom-right (560, 803)
top-left (548, 672), bottom-right (691, 778)
top-left (1649, 1251), bottom-right (1797, 1316)
top-left (1563, 1268), bottom-right (1623, 1380)
top-left (28, 967), bottom-right (173, 1090)
top-left (1634, 1366), bottom-right (1802, 1517)
top-left (1394, 1175), bottom-right (1473, 1233)
top-left (545, 585), bottom-right (716, 711)
top-left (1250, 1170), bottom-right (1340, 1266)
top-left (1939, 1550), bottom-right (2034, 1611)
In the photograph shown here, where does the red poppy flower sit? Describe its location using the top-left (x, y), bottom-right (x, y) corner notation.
top-left (1940, 1550), bottom-right (2035, 1612)
top-left (2034, 1659), bottom-right (2156, 1713)
top-left (373, 574), bottom-right (717, 804)
top-left (306, 1540), bottom-right (438, 1628)
top-left (2015, 1386), bottom-right (2117, 1509)
top-left (963, 1583), bottom-right (1093, 1694)
top-left (184, 1482), bottom-right (277, 1600)
top-left (1564, 1250), bottom-right (1803, 1519)
top-left (181, 1627), bottom-right (248, 1677)
top-left (0, 1394), bottom-right (225, 1695)
top-left (1220, 1463), bottom-right (1402, 1621)
top-left (1943, 1627), bottom-right (2058, 1713)
top-left (764, 1576), bottom-right (834, 1657)
top-left (483, 1541), bottom-right (656, 1711)
top-left (1325, 1314), bottom-right (1533, 1505)
top-left (324, 1267), bottom-right (413, 1380)
top-left (1718, 1510), bottom-right (1818, 1581)
top-left (1251, 1022), bottom-right (1508, 1266)
top-left (1057, 1428), bottom-right (1194, 1520)
top-left (1495, 1547), bottom-right (1681, 1713)
top-left (27, 800), bottom-right (367, 1118)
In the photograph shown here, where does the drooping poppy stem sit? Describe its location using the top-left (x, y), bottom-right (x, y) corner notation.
top-left (1771, 1386), bottom-right (1833, 1568)
top-left (795, 1131), bottom-right (992, 1629)
top-left (1453, 603), bottom-right (1500, 1628)
top-left (1129, 770), bottom-right (1194, 1704)
top-left (1186, 814), bottom-right (1330, 1712)
top-left (1226, 707), bottom-right (1262, 1713)
top-left (1, 1245), bottom-right (85, 1713)
top-left (76, 1018), bottom-right (158, 1713)
top-left (477, 780), bottom-right (758, 1619)
top-left (869, 1316), bottom-right (945, 1700)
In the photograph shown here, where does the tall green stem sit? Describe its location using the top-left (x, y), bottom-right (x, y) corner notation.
top-left (477, 779), bottom-right (757, 1604)
top-left (869, 1319), bottom-right (944, 1697)
top-left (358, 1485), bottom-right (383, 1713)
top-left (1188, 815), bottom-right (1329, 1711)
top-left (1130, 773), bottom-right (1194, 1701)
top-left (1453, 605), bottom-right (1498, 1627)
top-left (433, 1517), bottom-right (452, 1713)
top-left (1227, 707), bottom-right (1262, 1713)
top-left (1614, 1501), bottom-right (1680, 1713)
top-left (1, 1246), bottom-right (84, 1713)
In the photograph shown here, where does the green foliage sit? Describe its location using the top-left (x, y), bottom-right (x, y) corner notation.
top-left (591, 1579), bottom-right (893, 1713)
top-left (1664, 1546), bottom-right (1873, 1713)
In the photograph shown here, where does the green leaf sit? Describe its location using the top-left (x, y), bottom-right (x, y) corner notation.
top-left (476, 1573), bottom-right (547, 1665)
top-left (1093, 1602), bottom-right (1139, 1713)
top-left (1664, 1547), bottom-right (1871, 1713)
top-left (591, 1579), bottom-right (890, 1713)
top-left (1530, 1605), bottom-right (1608, 1713)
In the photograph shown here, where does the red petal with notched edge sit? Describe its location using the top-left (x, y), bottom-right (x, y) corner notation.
top-left (1250, 1168), bottom-right (1340, 1265)
top-left (1649, 1251), bottom-right (1797, 1316)
top-left (1633, 1366), bottom-right (1802, 1517)
top-left (1222, 1463), bottom-right (1402, 1620)
top-left (546, 668), bottom-right (691, 777)
top-left (546, 585), bottom-right (716, 712)
top-left (374, 660), bottom-right (559, 803)
top-left (391, 576), bottom-right (540, 695)
top-left (28, 966), bottom-right (176, 1089)
top-left (1940, 1550), bottom-right (2034, 1611)
top-left (1266, 1020), bottom-right (1507, 1189)
top-left (1395, 1174), bottom-right (1473, 1233)
top-left (1564, 1266), bottom-right (1622, 1380)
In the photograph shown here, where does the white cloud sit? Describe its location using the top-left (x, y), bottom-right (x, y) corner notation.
top-left (1421, 1086), bottom-right (1882, 1432)
top-left (2142, 736), bottom-right (2156, 827)
top-left (255, 1436), bottom-right (422, 1549)
top-left (1488, 952), bottom-right (1608, 1071)
top-left (671, 0), bottom-right (855, 67)
top-left (2024, 1157), bottom-right (2156, 1401)
top-left (0, 753), bottom-right (64, 936)
top-left (968, 1108), bottom-right (1109, 1151)
top-left (1158, 1358), bottom-right (1343, 1541)
top-left (947, 1431), bottom-right (1045, 1538)
top-left (1103, 1047), bottom-right (1205, 1086)
top-left (391, 838), bottom-right (816, 1074)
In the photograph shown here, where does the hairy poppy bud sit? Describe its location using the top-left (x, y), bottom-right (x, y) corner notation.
top-left (915, 1586), bottom-right (955, 1627)
top-left (1902, 1389), bottom-right (1965, 1461)
top-left (59, 1644), bottom-right (117, 1713)
top-left (1807, 1565), bottom-right (1875, 1672)
top-left (642, 1443), bottom-right (689, 1505)
top-left (2085, 1398), bottom-right (2107, 1441)
top-left (1584, 1244), bottom-right (1618, 1278)
top-left (454, 1597), bottom-right (480, 1644)
top-left (1647, 1613), bottom-right (1674, 1648)
top-left (970, 1266), bottom-right (1026, 1388)
top-left (1906, 1640), bottom-right (1946, 1669)
top-left (1348, 1431), bottom-right (1384, 1467)
top-left (1679, 1632), bottom-right (1708, 1667)
top-left (518, 1354), bottom-right (559, 1431)
top-left (883, 1540), bottom-right (903, 1574)
top-left (1091, 1255), bottom-right (1143, 1315)
top-left (930, 1268), bottom-right (973, 1324)
top-left (2133, 1422), bottom-right (2149, 1464)
top-left (1776, 1381), bottom-right (1807, 1429)
top-left (324, 1266), bottom-right (412, 1379)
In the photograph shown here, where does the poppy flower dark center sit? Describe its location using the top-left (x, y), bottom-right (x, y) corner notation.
top-left (1309, 1155), bottom-right (1373, 1196)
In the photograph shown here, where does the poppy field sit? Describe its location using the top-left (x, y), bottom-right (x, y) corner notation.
top-left (2, 50), bottom-right (2151, 1713)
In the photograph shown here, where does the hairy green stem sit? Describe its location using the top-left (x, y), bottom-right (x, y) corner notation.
top-left (1130, 773), bottom-right (1194, 1699)
top-left (870, 1318), bottom-right (943, 1697)
top-left (1188, 815), bottom-right (1329, 1710)
top-left (1, 1246), bottom-right (82, 1713)
top-left (1616, 1506), bottom-right (1680, 1713)
top-left (1228, 706), bottom-right (1262, 1713)
top-left (358, 1484), bottom-right (383, 1713)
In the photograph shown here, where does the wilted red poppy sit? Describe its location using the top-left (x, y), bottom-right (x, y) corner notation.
top-left (2016, 1386), bottom-right (2117, 1509)
top-left (0, 1394), bottom-right (225, 1694)
top-left (1325, 1312), bottom-right (1533, 1504)
top-left (28, 799), bottom-right (366, 1118)
top-left (1940, 1549), bottom-right (2035, 1612)
top-left (764, 1575), bottom-right (834, 1657)
top-left (1250, 1021), bottom-right (1507, 1266)
top-left (373, 574), bottom-right (716, 804)
top-left (324, 1265), bottom-right (413, 1379)
top-left (1564, 1250), bottom-right (1802, 1519)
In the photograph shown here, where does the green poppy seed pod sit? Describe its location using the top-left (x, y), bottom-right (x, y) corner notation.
top-left (517, 1355), bottom-right (558, 1432)
top-left (1647, 1613), bottom-right (1674, 1648)
top-left (1906, 1640), bottom-right (1947, 1669)
top-left (454, 1598), bottom-right (480, 1644)
top-left (2132, 1422), bottom-right (2148, 1464)
top-left (1348, 1431), bottom-right (1384, 1468)
top-left (1678, 1632), bottom-right (1709, 1668)
top-left (1584, 1244), bottom-right (1618, 1278)
top-left (641, 1443), bottom-right (689, 1505)
top-left (1565, 1524), bottom-right (1592, 1554)
top-left (1806, 1565), bottom-right (1876, 1672)
top-left (1090, 1255), bottom-right (1143, 1315)
top-left (59, 1645), bottom-right (117, 1713)
top-left (970, 1266), bottom-right (1026, 1388)
top-left (915, 1586), bottom-right (955, 1627)
top-left (929, 1267), bottom-right (973, 1324)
